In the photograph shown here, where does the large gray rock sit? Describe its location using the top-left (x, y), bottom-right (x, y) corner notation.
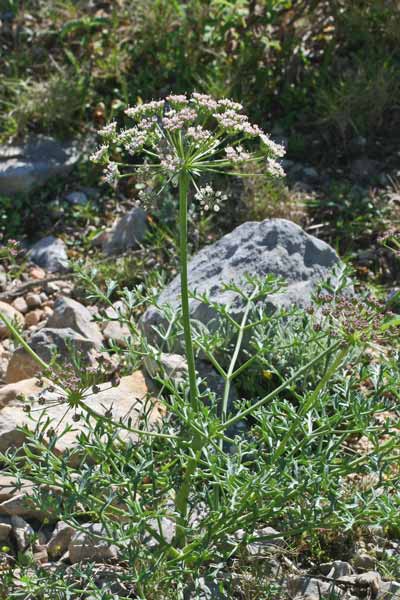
top-left (47, 297), bottom-right (103, 348)
top-left (0, 136), bottom-right (80, 195)
top-left (28, 236), bottom-right (69, 273)
top-left (6, 327), bottom-right (98, 382)
top-left (141, 219), bottom-right (343, 346)
top-left (102, 207), bottom-right (147, 256)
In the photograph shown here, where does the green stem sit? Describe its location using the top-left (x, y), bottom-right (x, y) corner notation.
top-left (178, 170), bottom-right (198, 411)
top-left (174, 170), bottom-right (203, 547)
top-left (220, 341), bottom-right (344, 431)
top-left (0, 311), bottom-right (49, 371)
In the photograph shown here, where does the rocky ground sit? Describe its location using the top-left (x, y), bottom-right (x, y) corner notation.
top-left (0, 136), bottom-right (400, 598)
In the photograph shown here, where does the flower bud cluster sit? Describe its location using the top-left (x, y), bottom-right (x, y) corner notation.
top-left (314, 294), bottom-right (396, 345)
top-left (195, 185), bottom-right (227, 213)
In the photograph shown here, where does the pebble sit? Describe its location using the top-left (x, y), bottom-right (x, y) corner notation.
top-left (65, 191), bottom-right (88, 206)
top-left (0, 516), bottom-right (12, 541)
top-left (25, 309), bottom-right (43, 327)
top-left (32, 545), bottom-right (48, 564)
top-left (45, 282), bottom-right (60, 294)
top-left (43, 306), bottom-right (54, 317)
top-left (11, 297), bottom-right (28, 314)
top-left (25, 292), bottom-right (42, 309)
top-left (327, 560), bottom-right (354, 578)
top-left (353, 550), bottom-right (376, 570)
top-left (39, 292), bottom-right (48, 304)
top-left (47, 521), bottom-right (76, 559)
top-left (68, 523), bottom-right (119, 564)
top-left (11, 515), bottom-right (35, 551)
top-left (29, 266), bottom-right (46, 280)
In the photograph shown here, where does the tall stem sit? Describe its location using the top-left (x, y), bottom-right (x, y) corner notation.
top-left (178, 170), bottom-right (198, 410)
top-left (175, 170), bottom-right (202, 547)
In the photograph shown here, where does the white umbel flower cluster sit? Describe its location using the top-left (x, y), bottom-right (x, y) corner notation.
top-left (92, 92), bottom-right (286, 197)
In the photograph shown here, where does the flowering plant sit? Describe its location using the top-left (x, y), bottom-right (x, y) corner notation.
top-left (92, 93), bottom-right (285, 405)
top-left (91, 94), bottom-right (286, 543)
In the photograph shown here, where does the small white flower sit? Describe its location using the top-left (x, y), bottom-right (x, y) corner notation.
top-left (186, 125), bottom-right (213, 145)
top-left (260, 134), bottom-right (286, 158)
top-left (104, 162), bottom-right (120, 186)
top-left (218, 98), bottom-right (243, 112)
top-left (160, 152), bottom-right (182, 176)
top-left (90, 144), bottom-right (108, 163)
top-left (191, 93), bottom-right (218, 111)
top-left (162, 108), bottom-right (197, 131)
top-left (125, 100), bottom-right (164, 119)
top-left (98, 121), bottom-right (117, 138)
top-left (166, 94), bottom-right (188, 104)
top-left (225, 145), bottom-right (250, 163)
top-left (266, 158), bottom-right (285, 178)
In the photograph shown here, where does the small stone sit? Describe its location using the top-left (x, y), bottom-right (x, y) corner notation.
top-left (377, 581), bottom-right (400, 599)
top-left (32, 545), bottom-right (48, 564)
top-left (29, 266), bottom-right (46, 280)
top-left (327, 560), bottom-right (354, 578)
top-left (0, 301), bottom-right (25, 339)
top-left (28, 236), bottom-right (69, 273)
top-left (0, 516), bottom-right (12, 541)
top-left (45, 282), bottom-right (60, 294)
top-left (11, 515), bottom-right (35, 551)
top-left (65, 191), bottom-right (88, 206)
top-left (46, 297), bottom-right (103, 348)
top-left (25, 293), bottom-right (42, 309)
top-left (356, 571), bottom-right (381, 595)
top-left (143, 517), bottom-right (176, 549)
top-left (102, 207), bottom-right (148, 256)
top-left (353, 551), bottom-right (376, 570)
top-left (42, 306), bottom-right (54, 317)
top-left (302, 167), bottom-right (319, 181)
top-left (5, 327), bottom-right (99, 382)
top-left (0, 475), bottom-right (36, 502)
top-left (102, 301), bottom-right (131, 348)
top-left (11, 297), bottom-right (28, 314)
top-left (0, 492), bottom-right (55, 522)
top-left (25, 309), bottom-right (43, 328)
top-left (0, 266), bottom-right (6, 291)
top-left (68, 523), bottom-right (119, 563)
top-left (90, 230), bottom-right (109, 248)
top-left (39, 292), bottom-right (48, 304)
top-left (0, 136), bottom-right (80, 195)
top-left (47, 521), bottom-right (76, 559)
top-left (244, 527), bottom-right (285, 556)
top-left (287, 575), bottom-right (339, 599)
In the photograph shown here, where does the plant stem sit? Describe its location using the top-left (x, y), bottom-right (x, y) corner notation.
top-left (220, 341), bottom-right (344, 430)
top-left (178, 170), bottom-right (198, 411)
top-left (174, 170), bottom-right (203, 547)
top-left (0, 311), bottom-right (49, 371)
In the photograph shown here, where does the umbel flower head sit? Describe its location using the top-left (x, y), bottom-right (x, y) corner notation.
top-left (91, 92), bottom-right (285, 196)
